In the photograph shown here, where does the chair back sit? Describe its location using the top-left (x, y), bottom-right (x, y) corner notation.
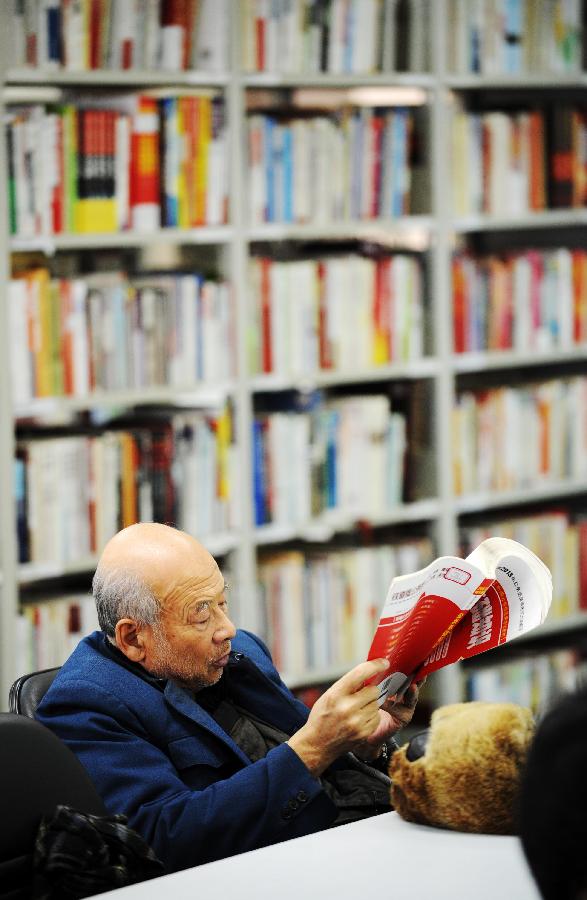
top-left (9, 667), bottom-right (60, 718)
top-left (0, 712), bottom-right (106, 899)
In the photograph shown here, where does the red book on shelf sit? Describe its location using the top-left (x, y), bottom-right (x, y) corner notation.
top-left (52, 115), bottom-right (64, 233)
top-left (89, 0), bottom-right (102, 69)
top-left (60, 280), bottom-right (74, 396)
top-left (374, 257), bottom-right (392, 363)
top-left (255, 7), bottom-right (266, 71)
top-left (370, 115), bottom-right (384, 218)
top-left (528, 111), bottom-right (546, 211)
top-left (577, 518), bottom-right (587, 610)
top-left (260, 258), bottom-right (272, 373)
top-left (317, 262), bottom-right (332, 369)
top-left (129, 96), bottom-right (161, 230)
top-left (452, 256), bottom-right (467, 354)
top-left (549, 106), bottom-right (574, 209)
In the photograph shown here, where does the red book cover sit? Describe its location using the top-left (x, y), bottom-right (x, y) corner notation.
top-left (129, 96), bottom-right (160, 214)
top-left (452, 256), bottom-right (466, 353)
top-left (373, 257), bottom-right (391, 363)
top-left (52, 115), bottom-right (64, 233)
top-left (255, 11), bottom-right (265, 70)
top-left (317, 262), bottom-right (332, 369)
top-left (549, 106), bottom-right (574, 209)
top-left (577, 519), bottom-right (587, 610)
top-left (60, 280), bottom-right (74, 395)
top-left (260, 258), bottom-right (272, 373)
top-left (89, 0), bottom-right (102, 69)
top-left (370, 115), bottom-right (384, 218)
top-left (365, 538), bottom-right (552, 704)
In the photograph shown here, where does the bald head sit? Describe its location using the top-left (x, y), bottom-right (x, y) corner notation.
top-left (99, 523), bottom-right (214, 595)
top-left (93, 524), bottom-right (221, 639)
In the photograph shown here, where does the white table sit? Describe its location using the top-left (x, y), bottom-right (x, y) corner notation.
top-left (92, 812), bottom-right (540, 900)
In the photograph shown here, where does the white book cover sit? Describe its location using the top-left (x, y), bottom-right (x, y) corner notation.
top-left (193, 0), bottom-right (229, 72)
top-left (9, 280), bottom-right (33, 406)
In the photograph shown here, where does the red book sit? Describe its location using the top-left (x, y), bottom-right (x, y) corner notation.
top-left (129, 96), bottom-right (160, 229)
top-left (89, 0), bottom-right (101, 69)
top-left (60, 280), bottom-right (74, 395)
top-left (577, 518), bottom-right (587, 610)
top-left (452, 256), bottom-right (466, 354)
top-left (260, 258), bottom-right (272, 373)
top-left (52, 115), bottom-right (64, 233)
top-left (317, 262), bottom-right (331, 369)
top-left (370, 115), bottom-right (384, 218)
top-left (255, 10), bottom-right (265, 70)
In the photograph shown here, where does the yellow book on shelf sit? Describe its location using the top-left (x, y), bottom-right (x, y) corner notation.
top-left (74, 198), bottom-right (117, 233)
top-left (33, 269), bottom-right (52, 397)
top-left (216, 405), bottom-right (232, 501)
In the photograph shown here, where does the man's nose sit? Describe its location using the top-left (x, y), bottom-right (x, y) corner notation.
top-left (215, 609), bottom-right (236, 641)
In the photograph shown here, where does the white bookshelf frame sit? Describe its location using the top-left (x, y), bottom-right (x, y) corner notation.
top-left (1, 1), bottom-right (587, 710)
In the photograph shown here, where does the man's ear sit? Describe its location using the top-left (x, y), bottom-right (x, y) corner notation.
top-left (115, 619), bottom-right (148, 662)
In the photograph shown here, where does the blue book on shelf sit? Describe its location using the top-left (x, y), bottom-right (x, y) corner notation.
top-left (46, 2), bottom-right (62, 65)
top-left (325, 409), bottom-right (338, 509)
top-left (161, 97), bottom-right (179, 227)
top-left (252, 418), bottom-right (268, 526)
top-left (391, 110), bottom-right (407, 218)
top-left (504, 0), bottom-right (523, 75)
top-left (14, 456), bottom-right (28, 563)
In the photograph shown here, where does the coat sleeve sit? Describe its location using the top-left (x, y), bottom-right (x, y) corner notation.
top-left (37, 679), bottom-right (337, 873)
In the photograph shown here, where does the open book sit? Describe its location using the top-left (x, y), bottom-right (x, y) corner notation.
top-left (366, 537), bottom-right (552, 704)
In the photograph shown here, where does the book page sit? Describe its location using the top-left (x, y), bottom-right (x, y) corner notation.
top-left (366, 556), bottom-right (490, 703)
top-left (413, 552), bottom-right (550, 680)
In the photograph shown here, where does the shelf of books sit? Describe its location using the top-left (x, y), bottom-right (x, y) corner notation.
top-left (2, 0), bottom-right (587, 718)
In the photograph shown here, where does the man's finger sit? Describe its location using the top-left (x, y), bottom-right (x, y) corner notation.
top-left (335, 658), bottom-right (389, 694)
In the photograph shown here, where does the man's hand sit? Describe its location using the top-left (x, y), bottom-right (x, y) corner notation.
top-left (352, 680), bottom-right (423, 762)
top-left (286, 658), bottom-right (390, 777)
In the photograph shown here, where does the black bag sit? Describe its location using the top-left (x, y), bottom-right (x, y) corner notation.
top-left (32, 805), bottom-right (165, 899)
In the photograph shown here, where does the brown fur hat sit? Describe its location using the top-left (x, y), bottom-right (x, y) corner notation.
top-left (390, 701), bottom-right (535, 835)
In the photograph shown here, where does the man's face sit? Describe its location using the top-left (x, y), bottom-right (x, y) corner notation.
top-left (142, 555), bottom-right (236, 693)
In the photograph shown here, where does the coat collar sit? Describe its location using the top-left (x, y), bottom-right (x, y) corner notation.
top-left (163, 678), bottom-right (252, 766)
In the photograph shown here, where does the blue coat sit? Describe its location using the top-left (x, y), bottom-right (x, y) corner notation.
top-left (36, 629), bottom-right (337, 872)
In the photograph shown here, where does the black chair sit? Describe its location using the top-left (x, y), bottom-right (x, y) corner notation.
top-left (9, 667), bottom-right (60, 718)
top-left (0, 712), bottom-right (107, 900)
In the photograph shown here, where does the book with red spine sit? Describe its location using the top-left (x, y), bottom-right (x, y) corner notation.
top-left (129, 96), bottom-right (161, 231)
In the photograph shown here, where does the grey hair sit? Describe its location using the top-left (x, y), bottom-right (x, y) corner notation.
top-left (93, 563), bottom-right (161, 640)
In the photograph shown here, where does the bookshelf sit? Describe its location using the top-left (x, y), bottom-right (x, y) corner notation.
top-left (1, 0), bottom-right (587, 717)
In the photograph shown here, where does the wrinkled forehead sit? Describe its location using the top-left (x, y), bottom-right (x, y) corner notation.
top-left (153, 553), bottom-right (226, 611)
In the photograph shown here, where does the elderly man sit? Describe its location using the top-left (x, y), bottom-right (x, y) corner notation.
top-left (36, 523), bottom-right (420, 872)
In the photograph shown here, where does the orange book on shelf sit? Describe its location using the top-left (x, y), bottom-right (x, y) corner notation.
top-left (120, 432), bottom-right (139, 527)
top-left (572, 250), bottom-right (587, 342)
top-left (30, 269), bottom-right (52, 397)
top-left (528, 111), bottom-right (546, 211)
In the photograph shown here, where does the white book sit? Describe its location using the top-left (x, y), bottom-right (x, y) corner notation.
top-left (193, 0), bottom-right (229, 71)
top-left (115, 113), bottom-right (131, 230)
top-left (269, 262), bottom-right (289, 377)
top-left (9, 280), bottom-right (33, 406)
top-left (554, 247), bottom-right (573, 348)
